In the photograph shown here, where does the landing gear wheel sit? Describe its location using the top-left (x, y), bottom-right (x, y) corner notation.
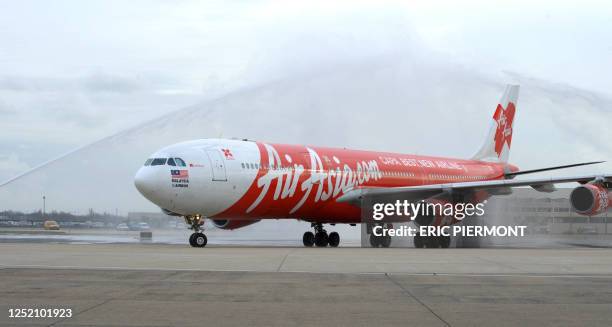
top-left (314, 232), bottom-right (329, 247)
top-left (192, 232), bottom-right (207, 248)
top-left (439, 235), bottom-right (451, 248)
top-left (369, 234), bottom-right (381, 248)
top-left (425, 236), bottom-right (440, 248)
top-left (380, 235), bottom-right (392, 248)
top-left (414, 234), bottom-right (425, 248)
top-left (186, 215), bottom-right (207, 248)
top-left (328, 232), bottom-right (340, 247)
top-left (303, 231), bottom-right (315, 247)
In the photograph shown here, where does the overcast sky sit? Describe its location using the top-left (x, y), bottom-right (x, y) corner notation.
top-left (1, 0), bottom-right (611, 212)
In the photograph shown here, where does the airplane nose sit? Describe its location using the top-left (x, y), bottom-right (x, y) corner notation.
top-left (134, 167), bottom-right (156, 196)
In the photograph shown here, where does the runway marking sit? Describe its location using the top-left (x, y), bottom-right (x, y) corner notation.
top-left (276, 248), bottom-right (295, 272)
top-left (2, 264), bottom-right (612, 279)
top-left (385, 273), bottom-right (451, 327)
top-left (48, 298), bottom-right (111, 327)
top-left (46, 270), bottom-right (181, 326)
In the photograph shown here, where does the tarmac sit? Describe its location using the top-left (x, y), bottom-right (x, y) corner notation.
top-left (1, 243), bottom-right (612, 326)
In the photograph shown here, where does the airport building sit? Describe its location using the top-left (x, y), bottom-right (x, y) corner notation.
top-left (487, 189), bottom-right (611, 234)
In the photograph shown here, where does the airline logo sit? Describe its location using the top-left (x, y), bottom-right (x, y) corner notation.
top-left (222, 148), bottom-right (234, 160)
top-left (493, 102), bottom-right (515, 158)
top-left (215, 143), bottom-right (383, 218)
top-left (247, 144), bottom-right (383, 214)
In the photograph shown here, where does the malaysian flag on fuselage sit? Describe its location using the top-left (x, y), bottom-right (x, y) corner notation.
top-left (171, 170), bottom-right (189, 178)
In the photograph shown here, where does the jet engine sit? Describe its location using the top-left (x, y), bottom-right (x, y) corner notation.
top-left (211, 219), bottom-right (261, 230)
top-left (570, 184), bottom-right (611, 216)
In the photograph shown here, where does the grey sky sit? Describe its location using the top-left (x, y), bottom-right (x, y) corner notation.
top-left (0, 1), bottom-right (611, 213)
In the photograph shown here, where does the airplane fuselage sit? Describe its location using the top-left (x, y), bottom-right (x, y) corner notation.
top-left (134, 138), bottom-right (516, 223)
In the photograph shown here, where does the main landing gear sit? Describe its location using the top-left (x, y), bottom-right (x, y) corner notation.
top-left (368, 223), bottom-right (392, 248)
top-left (413, 234), bottom-right (451, 248)
top-left (303, 223), bottom-right (340, 247)
top-left (369, 233), bottom-right (392, 248)
top-left (185, 215), bottom-right (207, 248)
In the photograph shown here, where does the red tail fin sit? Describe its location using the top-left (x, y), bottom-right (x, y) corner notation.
top-left (472, 84), bottom-right (520, 163)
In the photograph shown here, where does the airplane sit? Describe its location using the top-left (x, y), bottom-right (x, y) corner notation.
top-left (134, 85), bottom-right (611, 248)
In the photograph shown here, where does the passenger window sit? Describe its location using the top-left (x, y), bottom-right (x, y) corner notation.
top-left (144, 159), bottom-right (153, 166)
top-left (175, 158), bottom-right (186, 167)
top-left (167, 158), bottom-right (176, 166)
top-left (151, 158), bottom-right (167, 166)
top-left (241, 163), bottom-right (245, 169)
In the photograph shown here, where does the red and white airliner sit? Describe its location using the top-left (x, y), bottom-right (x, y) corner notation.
top-left (134, 85), bottom-right (611, 248)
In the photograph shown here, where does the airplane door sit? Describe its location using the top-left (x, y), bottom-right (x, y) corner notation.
top-left (205, 149), bottom-right (228, 181)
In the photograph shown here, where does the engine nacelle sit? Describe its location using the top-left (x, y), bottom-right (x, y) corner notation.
top-left (211, 219), bottom-right (260, 230)
top-left (570, 184), bottom-right (611, 216)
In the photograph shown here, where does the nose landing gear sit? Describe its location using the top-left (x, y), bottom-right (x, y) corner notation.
top-left (303, 223), bottom-right (340, 247)
top-left (185, 215), bottom-right (207, 248)
top-left (189, 232), bottom-right (207, 247)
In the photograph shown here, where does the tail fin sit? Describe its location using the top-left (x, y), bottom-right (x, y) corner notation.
top-left (472, 84), bottom-right (520, 163)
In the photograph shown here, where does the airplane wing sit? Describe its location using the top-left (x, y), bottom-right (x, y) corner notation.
top-left (337, 174), bottom-right (612, 205)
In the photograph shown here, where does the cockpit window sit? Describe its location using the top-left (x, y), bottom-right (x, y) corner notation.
top-left (144, 157), bottom-right (185, 166)
top-left (151, 158), bottom-right (167, 166)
